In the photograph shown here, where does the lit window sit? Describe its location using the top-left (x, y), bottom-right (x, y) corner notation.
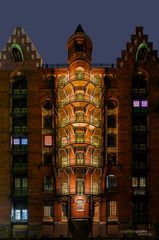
top-left (92, 182), bottom-right (99, 194)
top-left (43, 205), bottom-right (53, 222)
top-left (76, 199), bottom-right (84, 211)
top-left (12, 138), bottom-right (20, 145)
top-left (132, 177), bottom-right (138, 187)
top-left (15, 210), bottom-right (21, 220)
top-left (21, 138), bottom-right (28, 145)
top-left (22, 210), bottom-right (28, 220)
top-left (61, 182), bottom-right (68, 194)
top-left (12, 209), bottom-right (28, 222)
top-left (44, 135), bottom-right (53, 146)
top-left (140, 177), bottom-right (146, 187)
top-left (132, 177), bottom-right (146, 188)
top-left (133, 100), bottom-right (140, 107)
top-left (141, 100), bottom-right (148, 107)
top-left (107, 201), bottom-right (117, 221)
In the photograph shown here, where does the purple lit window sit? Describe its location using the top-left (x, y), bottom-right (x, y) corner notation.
top-left (141, 100), bottom-right (148, 107)
top-left (133, 100), bottom-right (140, 107)
top-left (13, 138), bottom-right (20, 145)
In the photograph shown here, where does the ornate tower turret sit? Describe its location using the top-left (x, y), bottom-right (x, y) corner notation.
top-left (67, 24), bottom-right (92, 65)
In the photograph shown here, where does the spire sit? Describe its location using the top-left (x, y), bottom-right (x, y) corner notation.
top-left (75, 24), bottom-right (85, 33)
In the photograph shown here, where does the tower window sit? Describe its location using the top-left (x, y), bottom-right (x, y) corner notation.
top-left (76, 43), bottom-right (84, 52)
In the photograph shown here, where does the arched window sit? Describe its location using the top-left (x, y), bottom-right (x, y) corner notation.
top-left (135, 43), bottom-right (148, 63)
top-left (11, 44), bottom-right (24, 62)
top-left (76, 67), bottom-right (84, 80)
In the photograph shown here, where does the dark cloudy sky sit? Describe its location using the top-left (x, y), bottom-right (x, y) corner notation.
top-left (0, 0), bottom-right (158, 64)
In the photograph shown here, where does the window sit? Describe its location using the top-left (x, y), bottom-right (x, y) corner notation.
top-left (11, 43), bottom-right (24, 62)
top-left (61, 182), bottom-right (68, 194)
top-left (106, 175), bottom-right (117, 190)
top-left (43, 205), bottom-right (53, 222)
top-left (132, 177), bottom-right (146, 188)
top-left (62, 205), bottom-right (67, 222)
top-left (76, 132), bottom-right (84, 143)
top-left (76, 179), bottom-right (84, 195)
top-left (21, 138), bottom-right (28, 145)
top-left (76, 43), bottom-right (84, 52)
top-left (44, 135), bottom-right (53, 146)
top-left (107, 134), bottom-right (116, 147)
top-left (14, 177), bottom-right (28, 189)
top-left (76, 152), bottom-right (84, 165)
top-left (76, 199), bottom-right (84, 211)
top-left (133, 100), bottom-right (148, 108)
top-left (11, 209), bottom-right (28, 222)
top-left (92, 182), bottom-right (99, 194)
top-left (76, 70), bottom-right (84, 80)
top-left (43, 154), bottom-right (52, 165)
top-left (107, 201), bottom-right (117, 222)
top-left (107, 115), bottom-right (116, 128)
top-left (12, 137), bottom-right (28, 145)
top-left (133, 201), bottom-right (147, 223)
top-left (107, 153), bottom-right (116, 165)
top-left (43, 116), bottom-right (52, 128)
top-left (44, 176), bottom-right (53, 191)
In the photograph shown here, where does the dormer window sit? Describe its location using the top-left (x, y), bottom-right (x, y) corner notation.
top-left (11, 44), bottom-right (24, 62)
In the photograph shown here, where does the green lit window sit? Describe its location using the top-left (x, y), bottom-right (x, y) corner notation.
top-left (11, 43), bottom-right (24, 62)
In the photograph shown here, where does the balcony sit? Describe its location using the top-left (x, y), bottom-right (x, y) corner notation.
top-left (60, 156), bottom-right (101, 168)
top-left (60, 137), bottom-right (101, 148)
top-left (12, 163), bottom-right (28, 172)
top-left (12, 126), bottom-right (28, 134)
top-left (12, 107), bottom-right (27, 114)
top-left (59, 94), bottom-right (100, 108)
top-left (12, 188), bottom-right (28, 196)
top-left (61, 115), bottom-right (101, 128)
top-left (57, 187), bottom-right (102, 196)
top-left (11, 89), bottom-right (27, 95)
top-left (58, 73), bottom-right (101, 87)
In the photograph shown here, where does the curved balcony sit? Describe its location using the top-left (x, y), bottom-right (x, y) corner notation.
top-left (58, 73), bottom-right (101, 87)
top-left (60, 115), bottom-right (101, 128)
top-left (59, 94), bottom-right (100, 108)
top-left (59, 137), bottom-right (101, 148)
top-left (59, 156), bottom-right (101, 168)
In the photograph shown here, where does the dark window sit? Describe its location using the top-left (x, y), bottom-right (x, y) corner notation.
top-left (76, 43), bottom-right (84, 52)
top-left (43, 116), bottom-right (52, 128)
top-left (106, 175), bottom-right (117, 190)
top-left (107, 134), bottom-right (116, 147)
top-left (12, 97), bottom-right (27, 108)
top-left (107, 115), bottom-right (116, 128)
top-left (43, 154), bottom-right (52, 165)
top-left (12, 77), bottom-right (27, 90)
top-left (107, 153), bottom-right (116, 165)
top-left (133, 200), bottom-right (147, 224)
top-left (12, 48), bottom-right (23, 62)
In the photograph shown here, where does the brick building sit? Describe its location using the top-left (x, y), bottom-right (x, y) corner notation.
top-left (0, 25), bottom-right (159, 239)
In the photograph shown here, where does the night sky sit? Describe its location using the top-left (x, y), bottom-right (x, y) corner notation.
top-left (0, 0), bottom-right (158, 64)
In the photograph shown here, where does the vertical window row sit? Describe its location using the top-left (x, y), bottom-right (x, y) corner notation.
top-left (106, 99), bottom-right (118, 165)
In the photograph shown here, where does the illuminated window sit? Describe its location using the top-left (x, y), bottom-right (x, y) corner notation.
top-left (76, 70), bottom-right (84, 80)
top-left (76, 179), bottom-right (84, 195)
top-left (76, 132), bottom-right (84, 143)
top-left (21, 138), bottom-right (28, 145)
top-left (107, 201), bottom-right (117, 220)
top-left (11, 43), bottom-right (24, 62)
top-left (13, 138), bottom-right (20, 145)
top-left (43, 205), bottom-right (53, 222)
top-left (61, 182), bottom-right (68, 194)
top-left (44, 176), bottom-right (53, 191)
top-left (62, 205), bottom-right (67, 222)
top-left (92, 182), bottom-right (99, 194)
top-left (13, 209), bottom-right (28, 221)
top-left (44, 135), bottom-right (53, 146)
top-left (76, 152), bottom-right (84, 165)
top-left (76, 199), bottom-right (84, 211)
top-left (132, 177), bottom-right (146, 188)
top-left (133, 100), bottom-right (140, 107)
top-left (141, 100), bottom-right (148, 107)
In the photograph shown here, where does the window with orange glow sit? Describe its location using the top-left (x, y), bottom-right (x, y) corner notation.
top-left (44, 135), bottom-right (53, 146)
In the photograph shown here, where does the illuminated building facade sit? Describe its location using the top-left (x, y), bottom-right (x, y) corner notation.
top-left (0, 25), bottom-right (159, 239)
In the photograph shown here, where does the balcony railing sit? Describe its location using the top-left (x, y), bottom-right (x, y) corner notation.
top-left (12, 163), bottom-right (28, 172)
top-left (12, 107), bottom-right (27, 114)
top-left (61, 115), bottom-right (101, 128)
top-left (11, 89), bottom-right (27, 95)
top-left (60, 137), bottom-right (101, 147)
top-left (12, 188), bottom-right (28, 196)
top-left (12, 126), bottom-right (28, 133)
top-left (58, 73), bottom-right (101, 87)
top-left (60, 156), bottom-right (101, 168)
top-left (57, 187), bottom-right (102, 196)
top-left (59, 94), bottom-right (100, 108)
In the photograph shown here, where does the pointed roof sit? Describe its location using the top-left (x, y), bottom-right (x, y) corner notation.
top-left (75, 24), bottom-right (85, 33)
